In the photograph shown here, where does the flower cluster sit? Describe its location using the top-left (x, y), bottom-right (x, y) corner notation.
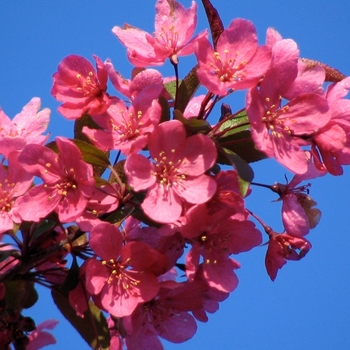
top-left (1, 0), bottom-right (349, 348)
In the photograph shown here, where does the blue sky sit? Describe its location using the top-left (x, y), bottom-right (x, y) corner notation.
top-left (1, 1), bottom-right (350, 349)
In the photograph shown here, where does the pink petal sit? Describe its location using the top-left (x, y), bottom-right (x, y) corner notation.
top-left (89, 222), bottom-right (122, 260)
top-left (142, 183), bottom-right (182, 223)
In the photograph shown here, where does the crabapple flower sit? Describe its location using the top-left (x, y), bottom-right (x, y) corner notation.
top-left (0, 152), bottom-right (33, 235)
top-left (83, 85), bottom-right (162, 155)
top-left (51, 54), bottom-right (111, 119)
top-left (265, 232), bottom-right (311, 281)
top-left (105, 59), bottom-right (170, 101)
top-left (180, 204), bottom-right (262, 292)
top-left (195, 18), bottom-right (271, 96)
top-left (206, 170), bottom-right (247, 219)
top-left (183, 95), bottom-right (207, 119)
top-left (123, 280), bottom-right (206, 349)
top-left (16, 137), bottom-right (95, 222)
top-left (312, 77), bottom-right (350, 175)
top-left (85, 222), bottom-right (167, 317)
top-left (265, 28), bottom-right (325, 100)
top-left (272, 161), bottom-right (325, 236)
top-left (246, 49), bottom-right (331, 174)
top-left (26, 319), bottom-right (58, 350)
top-left (0, 98), bottom-right (50, 158)
top-left (124, 120), bottom-right (217, 223)
top-left (113, 0), bottom-right (204, 66)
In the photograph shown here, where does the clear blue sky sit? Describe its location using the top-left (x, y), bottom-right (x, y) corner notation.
top-left (1, 1), bottom-right (350, 349)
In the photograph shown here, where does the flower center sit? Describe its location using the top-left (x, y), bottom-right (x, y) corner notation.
top-left (111, 110), bottom-right (143, 142)
top-left (0, 180), bottom-right (15, 213)
top-left (153, 150), bottom-right (187, 188)
top-left (156, 25), bottom-right (179, 51)
top-left (101, 258), bottom-right (141, 293)
top-left (261, 97), bottom-right (292, 137)
top-left (211, 50), bottom-right (247, 82)
top-left (75, 71), bottom-right (101, 96)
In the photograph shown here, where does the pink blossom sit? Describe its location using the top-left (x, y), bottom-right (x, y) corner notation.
top-left (246, 55), bottom-right (331, 174)
top-left (191, 277), bottom-right (229, 322)
top-left (76, 183), bottom-right (120, 232)
top-left (85, 222), bottom-right (166, 317)
top-left (180, 205), bottom-right (261, 292)
top-left (183, 95), bottom-right (207, 119)
top-left (195, 18), bottom-right (271, 96)
top-left (112, 0), bottom-right (203, 66)
top-left (16, 137), bottom-right (95, 222)
top-left (51, 55), bottom-right (111, 119)
top-left (265, 28), bottom-right (325, 100)
top-left (123, 280), bottom-right (206, 349)
top-left (125, 120), bottom-right (217, 223)
top-left (312, 77), bottom-right (350, 175)
top-left (272, 162), bottom-right (325, 236)
top-left (26, 319), bottom-right (58, 350)
top-left (0, 98), bottom-right (50, 158)
top-left (265, 232), bottom-right (311, 281)
top-left (105, 59), bottom-right (170, 100)
top-left (206, 170), bottom-right (247, 219)
top-left (0, 152), bottom-right (33, 235)
top-left (83, 85), bottom-right (162, 155)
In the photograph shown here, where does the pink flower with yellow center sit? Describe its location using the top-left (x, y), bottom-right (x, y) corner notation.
top-left (16, 137), bottom-right (95, 222)
top-left (247, 55), bottom-right (331, 174)
top-left (85, 222), bottom-right (165, 317)
top-left (0, 152), bottom-right (33, 235)
top-left (112, 0), bottom-right (204, 66)
top-left (124, 120), bottom-right (217, 223)
top-left (83, 85), bottom-right (162, 155)
top-left (0, 98), bottom-right (50, 158)
top-left (195, 18), bottom-right (271, 96)
top-left (51, 54), bottom-right (111, 120)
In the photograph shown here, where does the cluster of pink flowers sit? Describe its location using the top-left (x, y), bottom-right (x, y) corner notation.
top-left (1, 0), bottom-right (349, 348)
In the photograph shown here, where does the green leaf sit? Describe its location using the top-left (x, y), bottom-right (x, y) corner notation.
top-left (72, 139), bottom-right (110, 168)
top-left (4, 281), bottom-right (38, 311)
top-left (238, 176), bottom-right (251, 198)
top-left (74, 113), bottom-right (102, 143)
top-left (52, 290), bottom-right (110, 350)
top-left (45, 138), bottom-right (110, 169)
top-left (176, 65), bottom-right (200, 113)
top-left (173, 109), bottom-right (211, 133)
top-left (60, 255), bottom-right (80, 294)
top-left (32, 220), bottom-right (57, 241)
top-left (218, 147), bottom-right (253, 197)
top-left (220, 147), bottom-right (254, 183)
top-left (103, 203), bottom-right (135, 225)
top-left (0, 247), bottom-right (17, 263)
top-left (218, 110), bottom-right (250, 136)
top-left (164, 80), bottom-right (181, 101)
top-left (217, 130), bottom-right (267, 163)
top-left (158, 95), bottom-right (171, 124)
top-left (108, 159), bottom-right (127, 185)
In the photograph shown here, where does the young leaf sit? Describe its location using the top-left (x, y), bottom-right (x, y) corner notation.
top-left (164, 80), bottom-right (181, 101)
top-left (217, 130), bottom-right (267, 163)
top-left (176, 65), bottom-right (200, 113)
top-left (219, 147), bottom-right (254, 183)
top-left (220, 148), bottom-right (254, 197)
top-left (218, 110), bottom-right (250, 137)
top-left (72, 139), bottom-right (110, 168)
top-left (4, 281), bottom-right (38, 311)
top-left (52, 290), bottom-right (110, 350)
top-left (174, 109), bottom-right (211, 133)
top-left (201, 0), bottom-right (224, 47)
